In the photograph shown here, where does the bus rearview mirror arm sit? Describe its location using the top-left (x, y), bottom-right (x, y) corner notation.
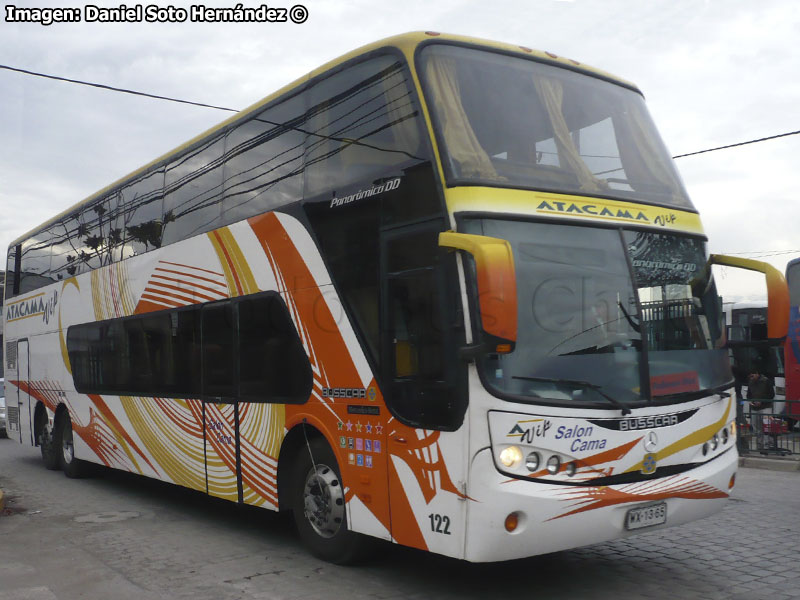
top-left (438, 231), bottom-right (517, 355)
top-left (707, 254), bottom-right (790, 341)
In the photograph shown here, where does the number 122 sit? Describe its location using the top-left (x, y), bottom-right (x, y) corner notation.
top-left (428, 513), bottom-right (451, 535)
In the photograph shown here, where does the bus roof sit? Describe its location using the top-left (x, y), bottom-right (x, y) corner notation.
top-left (10, 31), bottom-right (639, 249)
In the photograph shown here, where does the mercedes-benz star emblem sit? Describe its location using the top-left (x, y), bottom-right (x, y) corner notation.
top-left (644, 431), bottom-right (659, 452)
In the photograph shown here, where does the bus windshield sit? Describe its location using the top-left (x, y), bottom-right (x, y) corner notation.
top-left (419, 43), bottom-right (693, 209)
top-left (462, 218), bottom-right (730, 408)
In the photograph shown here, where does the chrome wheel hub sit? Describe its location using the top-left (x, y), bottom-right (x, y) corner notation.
top-left (303, 464), bottom-right (344, 538)
top-left (39, 422), bottom-right (52, 446)
top-left (62, 421), bottom-right (74, 465)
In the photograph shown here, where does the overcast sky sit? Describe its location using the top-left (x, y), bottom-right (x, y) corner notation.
top-left (1, 0), bottom-right (798, 302)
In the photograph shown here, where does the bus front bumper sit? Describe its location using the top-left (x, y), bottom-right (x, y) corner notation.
top-left (464, 447), bottom-right (737, 562)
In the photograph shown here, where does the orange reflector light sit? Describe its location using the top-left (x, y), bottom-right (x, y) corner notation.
top-left (504, 512), bottom-right (519, 532)
top-left (729, 473), bottom-right (736, 490)
top-left (496, 344), bottom-right (512, 354)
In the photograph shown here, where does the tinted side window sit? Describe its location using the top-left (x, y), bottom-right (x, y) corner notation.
top-left (163, 136), bottom-right (226, 246)
top-left (238, 294), bottom-right (312, 402)
top-left (305, 199), bottom-right (380, 365)
top-left (124, 313), bottom-right (172, 392)
top-left (69, 194), bottom-right (123, 276)
top-left (67, 293), bottom-right (311, 404)
top-left (19, 226), bottom-right (63, 294)
top-left (304, 55), bottom-right (426, 198)
top-left (67, 324), bottom-right (113, 389)
top-left (49, 213), bottom-right (81, 280)
top-left (120, 167), bottom-right (166, 256)
top-left (170, 309), bottom-right (202, 396)
top-left (202, 301), bottom-right (235, 398)
top-left (222, 96), bottom-right (305, 224)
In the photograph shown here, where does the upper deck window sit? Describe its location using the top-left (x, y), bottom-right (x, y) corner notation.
top-left (304, 54), bottom-right (427, 199)
top-left (418, 44), bottom-right (693, 209)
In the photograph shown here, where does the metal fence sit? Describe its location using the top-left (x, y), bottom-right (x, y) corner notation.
top-left (737, 399), bottom-right (800, 456)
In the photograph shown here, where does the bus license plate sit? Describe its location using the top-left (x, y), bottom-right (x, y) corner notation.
top-left (625, 502), bottom-right (667, 530)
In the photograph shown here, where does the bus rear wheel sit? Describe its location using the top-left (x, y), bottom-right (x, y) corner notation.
top-left (291, 437), bottom-right (367, 564)
top-left (58, 413), bottom-right (87, 478)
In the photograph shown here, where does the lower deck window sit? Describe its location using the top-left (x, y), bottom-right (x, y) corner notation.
top-left (67, 292), bottom-right (312, 403)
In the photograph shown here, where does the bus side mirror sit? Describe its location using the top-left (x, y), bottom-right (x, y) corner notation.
top-left (709, 254), bottom-right (790, 341)
top-left (439, 231), bottom-right (517, 354)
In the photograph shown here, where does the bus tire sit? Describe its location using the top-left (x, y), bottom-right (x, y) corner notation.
top-left (290, 437), bottom-right (366, 564)
top-left (38, 410), bottom-right (59, 471)
top-left (58, 413), bottom-right (87, 478)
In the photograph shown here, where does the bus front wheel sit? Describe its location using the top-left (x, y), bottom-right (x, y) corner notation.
top-left (290, 436), bottom-right (367, 564)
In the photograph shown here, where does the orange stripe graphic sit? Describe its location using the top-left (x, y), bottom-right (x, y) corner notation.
top-left (550, 476), bottom-right (727, 520)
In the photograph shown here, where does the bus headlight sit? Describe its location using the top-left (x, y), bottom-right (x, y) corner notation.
top-left (546, 455), bottom-right (561, 475)
top-left (499, 446), bottom-right (523, 468)
top-left (525, 451), bottom-right (541, 472)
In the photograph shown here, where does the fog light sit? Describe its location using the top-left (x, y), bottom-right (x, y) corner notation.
top-left (721, 427), bottom-right (729, 445)
top-left (546, 455), bottom-right (561, 475)
top-left (702, 442), bottom-right (709, 456)
top-left (565, 461), bottom-right (577, 477)
top-left (499, 446), bottom-right (523, 468)
top-left (505, 512), bottom-right (519, 532)
top-left (525, 451), bottom-right (541, 472)
top-left (710, 433), bottom-right (719, 451)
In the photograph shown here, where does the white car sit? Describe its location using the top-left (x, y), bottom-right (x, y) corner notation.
top-left (0, 378), bottom-right (7, 438)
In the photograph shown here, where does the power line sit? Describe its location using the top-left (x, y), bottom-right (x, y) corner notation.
top-left (2, 63), bottom-right (799, 159)
top-left (0, 64), bottom-right (239, 113)
top-left (672, 130), bottom-right (800, 159)
top-left (716, 249), bottom-right (800, 258)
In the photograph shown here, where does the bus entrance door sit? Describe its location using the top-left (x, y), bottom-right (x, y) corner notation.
top-left (15, 340), bottom-right (34, 446)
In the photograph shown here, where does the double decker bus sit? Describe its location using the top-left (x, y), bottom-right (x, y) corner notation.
top-left (3, 32), bottom-right (789, 563)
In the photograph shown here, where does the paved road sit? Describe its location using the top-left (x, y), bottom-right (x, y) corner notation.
top-left (1, 436), bottom-right (799, 600)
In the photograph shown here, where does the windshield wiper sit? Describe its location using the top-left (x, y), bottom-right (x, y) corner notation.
top-left (512, 375), bottom-right (632, 415)
top-left (617, 300), bottom-right (640, 332)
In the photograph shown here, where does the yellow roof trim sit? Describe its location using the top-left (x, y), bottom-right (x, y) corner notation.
top-left (446, 187), bottom-right (705, 236)
top-left (11, 31), bottom-right (639, 248)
